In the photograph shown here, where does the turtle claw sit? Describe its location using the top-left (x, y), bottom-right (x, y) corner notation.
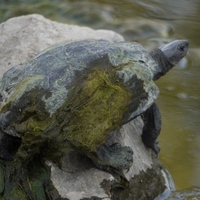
top-left (97, 143), bottom-right (133, 171)
top-left (152, 143), bottom-right (160, 158)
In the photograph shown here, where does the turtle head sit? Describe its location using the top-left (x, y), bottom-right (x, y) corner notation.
top-left (150, 40), bottom-right (189, 80)
top-left (159, 40), bottom-right (189, 65)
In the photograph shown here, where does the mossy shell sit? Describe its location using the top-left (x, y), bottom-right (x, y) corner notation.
top-left (0, 39), bottom-right (159, 159)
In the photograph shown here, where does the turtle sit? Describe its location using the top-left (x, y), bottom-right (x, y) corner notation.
top-left (0, 39), bottom-right (188, 171)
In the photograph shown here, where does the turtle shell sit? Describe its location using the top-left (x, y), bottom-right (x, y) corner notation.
top-left (0, 39), bottom-right (159, 158)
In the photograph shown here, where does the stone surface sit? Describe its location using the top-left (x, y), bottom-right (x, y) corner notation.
top-left (106, 117), bottom-right (153, 180)
top-left (166, 187), bottom-right (200, 200)
top-left (48, 117), bottom-right (165, 200)
top-left (48, 162), bottom-right (114, 200)
top-left (0, 14), bottom-right (123, 79)
top-left (0, 14), bottom-right (167, 200)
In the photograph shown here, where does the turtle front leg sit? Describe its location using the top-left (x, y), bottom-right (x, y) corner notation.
top-left (141, 103), bottom-right (161, 156)
top-left (96, 143), bottom-right (133, 171)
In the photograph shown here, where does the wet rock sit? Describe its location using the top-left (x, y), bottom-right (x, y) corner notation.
top-left (0, 14), bottom-right (167, 199)
top-left (47, 162), bottom-right (114, 200)
top-left (166, 187), bottom-right (200, 200)
top-left (47, 117), bottom-right (165, 200)
top-left (0, 14), bottom-right (123, 79)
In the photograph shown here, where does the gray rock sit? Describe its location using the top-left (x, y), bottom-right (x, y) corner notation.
top-left (166, 187), bottom-right (200, 200)
top-left (109, 117), bottom-right (153, 180)
top-left (47, 162), bottom-right (114, 200)
top-left (47, 117), bottom-right (165, 200)
top-left (0, 14), bottom-right (167, 200)
top-left (0, 14), bottom-right (123, 79)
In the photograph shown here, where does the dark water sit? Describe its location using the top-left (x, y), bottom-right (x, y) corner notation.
top-left (1, 0), bottom-right (200, 192)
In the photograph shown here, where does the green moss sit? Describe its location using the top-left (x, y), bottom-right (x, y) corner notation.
top-left (0, 75), bottom-right (44, 112)
top-left (12, 87), bottom-right (53, 160)
top-left (63, 68), bottom-right (132, 152)
top-left (1, 161), bottom-right (28, 200)
top-left (0, 68), bottom-right (133, 199)
top-left (28, 157), bottom-right (51, 200)
top-left (0, 157), bottom-right (51, 200)
top-left (7, 185), bottom-right (28, 200)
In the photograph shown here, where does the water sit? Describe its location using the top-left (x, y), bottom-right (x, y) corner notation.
top-left (1, 0), bottom-right (200, 192)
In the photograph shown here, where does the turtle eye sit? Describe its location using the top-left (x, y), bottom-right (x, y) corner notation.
top-left (178, 45), bottom-right (185, 51)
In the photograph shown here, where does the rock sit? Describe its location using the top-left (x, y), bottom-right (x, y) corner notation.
top-left (0, 14), bottom-right (123, 79)
top-left (166, 187), bottom-right (200, 200)
top-left (0, 14), bottom-right (167, 199)
top-left (48, 163), bottom-right (114, 200)
top-left (48, 117), bottom-right (165, 200)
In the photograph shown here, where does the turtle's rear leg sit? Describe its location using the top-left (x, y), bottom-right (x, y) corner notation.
top-left (141, 103), bottom-right (161, 156)
top-left (96, 143), bottom-right (133, 171)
